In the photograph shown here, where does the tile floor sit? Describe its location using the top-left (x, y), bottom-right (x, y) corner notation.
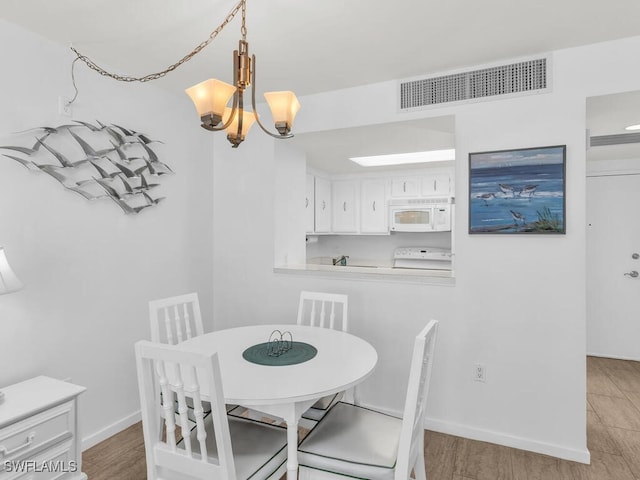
top-left (83, 356), bottom-right (640, 480)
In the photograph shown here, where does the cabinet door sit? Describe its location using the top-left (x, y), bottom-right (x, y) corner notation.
top-left (305, 174), bottom-right (315, 233)
top-left (390, 177), bottom-right (420, 197)
top-left (314, 176), bottom-right (331, 233)
top-left (421, 173), bottom-right (451, 196)
top-left (332, 180), bottom-right (359, 233)
top-left (361, 179), bottom-right (388, 233)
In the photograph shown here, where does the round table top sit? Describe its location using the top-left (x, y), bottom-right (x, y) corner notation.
top-left (180, 324), bottom-right (378, 406)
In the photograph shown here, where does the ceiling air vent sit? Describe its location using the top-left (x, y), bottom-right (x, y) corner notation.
top-left (590, 132), bottom-right (640, 147)
top-left (399, 57), bottom-right (548, 110)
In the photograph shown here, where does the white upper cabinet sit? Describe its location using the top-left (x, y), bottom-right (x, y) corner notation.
top-left (421, 172), bottom-right (452, 196)
top-left (314, 176), bottom-right (332, 233)
top-left (305, 174), bottom-right (315, 233)
top-left (332, 180), bottom-right (359, 233)
top-left (390, 177), bottom-right (421, 197)
top-left (360, 179), bottom-right (388, 233)
top-left (390, 170), bottom-right (453, 198)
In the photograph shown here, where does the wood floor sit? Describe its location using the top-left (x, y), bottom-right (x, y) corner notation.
top-left (83, 356), bottom-right (640, 480)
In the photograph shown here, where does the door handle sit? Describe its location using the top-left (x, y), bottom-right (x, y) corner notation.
top-left (624, 270), bottom-right (639, 278)
top-left (372, 201), bottom-right (376, 211)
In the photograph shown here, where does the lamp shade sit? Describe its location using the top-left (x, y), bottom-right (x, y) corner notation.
top-left (185, 79), bottom-right (236, 118)
top-left (0, 247), bottom-right (23, 295)
top-left (223, 107), bottom-right (257, 138)
top-left (264, 91), bottom-right (300, 131)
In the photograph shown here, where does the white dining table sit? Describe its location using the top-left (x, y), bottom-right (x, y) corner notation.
top-left (179, 324), bottom-right (378, 480)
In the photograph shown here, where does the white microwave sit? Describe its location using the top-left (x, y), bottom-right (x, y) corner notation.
top-left (389, 197), bottom-right (453, 232)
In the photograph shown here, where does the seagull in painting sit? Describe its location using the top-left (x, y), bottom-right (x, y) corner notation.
top-left (510, 210), bottom-right (526, 226)
top-left (520, 184), bottom-right (538, 197)
top-left (476, 192), bottom-right (495, 206)
top-left (499, 183), bottom-right (517, 197)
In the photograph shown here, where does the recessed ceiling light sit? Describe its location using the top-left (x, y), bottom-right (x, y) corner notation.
top-left (350, 149), bottom-right (455, 167)
top-left (625, 124), bottom-right (640, 131)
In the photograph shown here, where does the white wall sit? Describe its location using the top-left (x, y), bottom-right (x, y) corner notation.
top-left (0, 20), bottom-right (214, 446)
top-left (211, 37), bottom-right (640, 463)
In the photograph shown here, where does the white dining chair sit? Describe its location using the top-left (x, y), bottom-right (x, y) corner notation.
top-left (149, 292), bottom-right (204, 345)
top-left (297, 320), bottom-right (439, 480)
top-left (149, 293), bottom-right (237, 419)
top-left (136, 340), bottom-right (288, 480)
top-left (297, 291), bottom-right (348, 331)
top-left (298, 291), bottom-right (350, 421)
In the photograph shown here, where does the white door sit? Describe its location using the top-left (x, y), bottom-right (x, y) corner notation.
top-left (586, 173), bottom-right (640, 361)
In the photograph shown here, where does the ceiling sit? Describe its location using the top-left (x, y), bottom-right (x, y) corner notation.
top-left (290, 117), bottom-right (455, 174)
top-left (3, 0), bottom-right (640, 97)
top-left (3, 1), bottom-right (640, 170)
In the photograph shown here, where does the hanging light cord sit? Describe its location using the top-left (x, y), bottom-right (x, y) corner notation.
top-left (69, 0), bottom-right (244, 85)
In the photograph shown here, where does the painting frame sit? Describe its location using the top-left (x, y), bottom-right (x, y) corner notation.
top-left (468, 145), bottom-right (566, 235)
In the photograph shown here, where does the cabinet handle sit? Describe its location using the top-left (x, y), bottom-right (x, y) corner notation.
top-left (305, 198), bottom-right (309, 208)
top-left (433, 180), bottom-right (437, 191)
top-left (322, 201), bottom-right (326, 210)
top-left (0, 432), bottom-right (36, 457)
top-left (343, 201), bottom-right (347, 212)
top-left (373, 201), bottom-right (376, 211)
top-left (403, 181), bottom-right (406, 192)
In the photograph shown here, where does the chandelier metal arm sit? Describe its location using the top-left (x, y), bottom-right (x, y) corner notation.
top-left (250, 55), bottom-right (294, 140)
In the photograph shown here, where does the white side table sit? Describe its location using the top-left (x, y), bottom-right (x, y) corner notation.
top-left (0, 376), bottom-right (87, 480)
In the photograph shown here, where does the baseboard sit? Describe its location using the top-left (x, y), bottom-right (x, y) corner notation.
top-left (587, 352), bottom-right (640, 362)
top-left (357, 400), bottom-right (590, 464)
top-left (424, 417), bottom-right (591, 464)
top-left (81, 410), bottom-right (141, 451)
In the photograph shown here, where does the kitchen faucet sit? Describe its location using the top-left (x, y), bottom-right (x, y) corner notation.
top-left (332, 255), bottom-right (349, 266)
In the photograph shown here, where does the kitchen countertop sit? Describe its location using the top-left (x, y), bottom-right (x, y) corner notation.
top-left (274, 263), bottom-right (455, 285)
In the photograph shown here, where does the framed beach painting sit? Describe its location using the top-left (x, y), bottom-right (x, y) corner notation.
top-left (469, 145), bottom-right (566, 234)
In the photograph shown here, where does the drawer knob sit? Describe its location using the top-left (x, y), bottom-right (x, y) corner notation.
top-left (0, 432), bottom-right (36, 458)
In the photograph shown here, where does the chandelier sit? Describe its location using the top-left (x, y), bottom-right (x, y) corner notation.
top-left (185, 1), bottom-right (300, 147)
top-left (70, 0), bottom-right (300, 148)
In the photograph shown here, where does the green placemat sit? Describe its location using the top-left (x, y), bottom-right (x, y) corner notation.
top-left (242, 341), bottom-right (318, 366)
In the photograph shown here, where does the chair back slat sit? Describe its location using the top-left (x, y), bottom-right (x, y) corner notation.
top-left (136, 340), bottom-right (236, 480)
top-left (297, 291), bottom-right (348, 332)
top-left (395, 320), bottom-right (439, 480)
top-left (149, 293), bottom-right (204, 345)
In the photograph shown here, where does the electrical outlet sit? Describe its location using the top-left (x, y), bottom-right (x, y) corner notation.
top-left (473, 363), bottom-right (486, 382)
top-left (58, 96), bottom-right (72, 117)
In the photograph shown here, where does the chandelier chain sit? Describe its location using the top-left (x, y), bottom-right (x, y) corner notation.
top-left (70, 0), bottom-right (245, 83)
top-left (241, 0), bottom-right (247, 41)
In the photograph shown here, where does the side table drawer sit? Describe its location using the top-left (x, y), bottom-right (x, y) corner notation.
top-left (0, 402), bottom-right (74, 471)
